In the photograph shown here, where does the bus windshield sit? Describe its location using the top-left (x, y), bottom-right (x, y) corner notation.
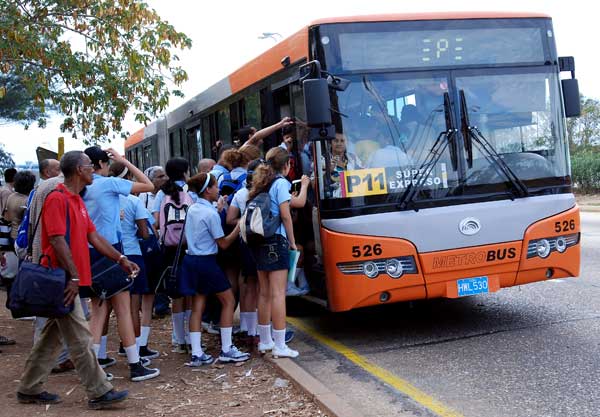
top-left (314, 18), bottom-right (570, 213)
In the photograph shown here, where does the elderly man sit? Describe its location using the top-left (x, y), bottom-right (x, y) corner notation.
top-left (17, 151), bottom-right (133, 409)
top-left (38, 159), bottom-right (61, 182)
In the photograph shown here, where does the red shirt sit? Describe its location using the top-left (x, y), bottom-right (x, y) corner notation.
top-left (41, 184), bottom-right (96, 286)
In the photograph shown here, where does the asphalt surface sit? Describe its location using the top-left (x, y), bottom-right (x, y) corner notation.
top-left (287, 211), bottom-right (600, 417)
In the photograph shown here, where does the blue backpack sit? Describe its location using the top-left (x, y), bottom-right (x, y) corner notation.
top-left (219, 172), bottom-right (247, 203)
top-left (15, 189), bottom-right (35, 249)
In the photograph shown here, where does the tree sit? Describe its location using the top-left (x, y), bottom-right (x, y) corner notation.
top-left (0, 73), bottom-right (49, 127)
top-left (0, 0), bottom-right (192, 141)
top-left (567, 96), bottom-right (600, 151)
top-left (0, 143), bottom-right (15, 171)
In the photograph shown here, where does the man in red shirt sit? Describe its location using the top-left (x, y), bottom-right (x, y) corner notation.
top-left (17, 151), bottom-right (138, 410)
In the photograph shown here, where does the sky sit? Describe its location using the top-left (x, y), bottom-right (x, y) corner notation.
top-left (1, 0), bottom-right (595, 165)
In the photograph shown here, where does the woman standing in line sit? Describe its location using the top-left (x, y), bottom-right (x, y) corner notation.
top-left (181, 173), bottom-right (250, 366)
top-left (249, 147), bottom-right (299, 358)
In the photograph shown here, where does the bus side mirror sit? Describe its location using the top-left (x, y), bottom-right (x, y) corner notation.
top-left (303, 78), bottom-right (332, 127)
top-left (559, 56), bottom-right (581, 118)
top-left (562, 79), bottom-right (581, 118)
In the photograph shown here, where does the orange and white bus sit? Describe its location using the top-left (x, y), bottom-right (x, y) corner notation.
top-left (125, 12), bottom-right (581, 312)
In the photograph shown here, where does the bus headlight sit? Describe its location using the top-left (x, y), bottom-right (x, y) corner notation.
top-left (555, 236), bottom-right (567, 253)
top-left (536, 239), bottom-right (551, 258)
top-left (527, 233), bottom-right (579, 259)
top-left (385, 258), bottom-right (403, 278)
top-left (363, 261), bottom-right (379, 278)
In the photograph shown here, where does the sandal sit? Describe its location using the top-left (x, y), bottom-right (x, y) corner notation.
top-left (0, 335), bottom-right (15, 345)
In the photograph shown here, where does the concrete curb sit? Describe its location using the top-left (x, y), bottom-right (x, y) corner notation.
top-left (267, 356), bottom-right (362, 417)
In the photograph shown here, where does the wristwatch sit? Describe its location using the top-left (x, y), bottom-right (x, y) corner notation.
top-left (117, 254), bottom-right (128, 264)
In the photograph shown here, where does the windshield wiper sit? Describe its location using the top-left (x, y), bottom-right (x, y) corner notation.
top-left (459, 90), bottom-right (529, 199)
top-left (397, 92), bottom-right (457, 211)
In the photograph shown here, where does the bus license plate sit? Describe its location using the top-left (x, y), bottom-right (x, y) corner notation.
top-left (457, 276), bottom-right (489, 297)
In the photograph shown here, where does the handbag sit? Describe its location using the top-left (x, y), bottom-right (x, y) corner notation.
top-left (8, 191), bottom-right (74, 318)
top-left (90, 256), bottom-right (134, 301)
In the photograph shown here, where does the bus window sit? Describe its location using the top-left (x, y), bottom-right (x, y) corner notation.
top-left (245, 92), bottom-right (261, 128)
top-left (217, 107), bottom-right (231, 145)
top-left (318, 74), bottom-right (458, 201)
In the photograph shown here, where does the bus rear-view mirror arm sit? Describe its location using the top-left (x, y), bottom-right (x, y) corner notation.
top-left (559, 56), bottom-right (581, 118)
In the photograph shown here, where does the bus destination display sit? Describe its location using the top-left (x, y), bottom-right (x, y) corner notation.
top-left (339, 164), bottom-right (449, 198)
top-left (338, 27), bottom-right (544, 70)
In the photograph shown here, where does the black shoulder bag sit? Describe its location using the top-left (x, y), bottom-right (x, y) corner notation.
top-left (9, 191), bottom-right (74, 318)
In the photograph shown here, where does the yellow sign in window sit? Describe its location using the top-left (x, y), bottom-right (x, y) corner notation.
top-left (340, 168), bottom-right (388, 198)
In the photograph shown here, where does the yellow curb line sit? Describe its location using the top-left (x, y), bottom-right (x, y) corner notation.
top-left (287, 317), bottom-right (464, 417)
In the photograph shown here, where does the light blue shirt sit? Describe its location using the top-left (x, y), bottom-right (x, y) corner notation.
top-left (209, 164), bottom-right (229, 186)
top-left (152, 180), bottom-right (198, 213)
top-left (269, 177), bottom-right (291, 237)
top-left (119, 195), bottom-right (148, 256)
top-left (84, 174), bottom-right (133, 244)
top-left (185, 198), bottom-right (224, 255)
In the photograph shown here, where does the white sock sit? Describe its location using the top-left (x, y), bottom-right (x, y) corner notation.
top-left (220, 327), bottom-right (233, 353)
top-left (140, 326), bottom-right (151, 347)
top-left (173, 312), bottom-right (186, 344)
top-left (239, 312), bottom-right (249, 332)
top-left (247, 312), bottom-right (258, 336)
top-left (190, 332), bottom-right (203, 357)
top-left (98, 335), bottom-right (108, 359)
top-left (184, 310), bottom-right (192, 344)
top-left (135, 336), bottom-right (141, 350)
top-left (124, 344), bottom-right (140, 364)
top-left (258, 324), bottom-right (273, 346)
top-left (273, 328), bottom-right (286, 350)
top-left (93, 343), bottom-right (100, 357)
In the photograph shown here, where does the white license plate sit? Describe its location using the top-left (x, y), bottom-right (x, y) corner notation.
top-left (457, 276), bottom-right (489, 297)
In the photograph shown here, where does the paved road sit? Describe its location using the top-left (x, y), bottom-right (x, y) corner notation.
top-left (288, 212), bottom-right (600, 417)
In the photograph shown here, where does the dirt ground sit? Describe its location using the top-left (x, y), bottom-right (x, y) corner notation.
top-left (574, 192), bottom-right (600, 205)
top-left (0, 290), bottom-right (327, 417)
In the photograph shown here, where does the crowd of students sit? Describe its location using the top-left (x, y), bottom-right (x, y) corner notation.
top-left (0, 116), bottom-right (314, 409)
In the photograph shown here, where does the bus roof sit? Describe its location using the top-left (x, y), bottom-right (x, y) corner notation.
top-left (125, 11), bottom-right (551, 150)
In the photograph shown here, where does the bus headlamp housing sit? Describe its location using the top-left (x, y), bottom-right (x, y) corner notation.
top-left (337, 256), bottom-right (417, 279)
top-left (527, 233), bottom-right (579, 259)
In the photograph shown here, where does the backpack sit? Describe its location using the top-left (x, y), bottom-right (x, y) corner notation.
top-left (159, 190), bottom-right (194, 247)
top-left (219, 172), bottom-right (247, 203)
top-left (15, 189), bottom-right (35, 250)
top-left (240, 177), bottom-right (283, 244)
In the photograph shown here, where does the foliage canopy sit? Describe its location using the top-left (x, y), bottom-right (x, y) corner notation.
top-left (0, 0), bottom-right (192, 141)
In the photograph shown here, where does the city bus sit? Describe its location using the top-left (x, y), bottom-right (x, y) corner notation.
top-left (125, 12), bottom-right (581, 312)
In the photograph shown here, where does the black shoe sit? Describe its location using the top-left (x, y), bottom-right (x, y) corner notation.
top-left (98, 357), bottom-right (117, 369)
top-left (139, 345), bottom-right (160, 360)
top-left (88, 389), bottom-right (128, 410)
top-left (129, 361), bottom-right (160, 382)
top-left (118, 343), bottom-right (126, 357)
top-left (17, 391), bottom-right (61, 405)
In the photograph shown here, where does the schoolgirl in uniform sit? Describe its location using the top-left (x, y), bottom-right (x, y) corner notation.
top-left (248, 146), bottom-right (299, 358)
top-left (181, 173), bottom-right (250, 365)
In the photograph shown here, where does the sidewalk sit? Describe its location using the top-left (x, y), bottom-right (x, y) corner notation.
top-left (0, 290), bottom-right (327, 417)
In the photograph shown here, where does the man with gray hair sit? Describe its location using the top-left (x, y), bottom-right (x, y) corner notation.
top-left (198, 158), bottom-right (216, 174)
top-left (139, 166), bottom-right (167, 211)
top-left (17, 150), bottom-right (133, 409)
top-left (38, 159), bottom-right (61, 182)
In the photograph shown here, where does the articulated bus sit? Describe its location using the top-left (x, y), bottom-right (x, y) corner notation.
top-left (125, 12), bottom-right (581, 312)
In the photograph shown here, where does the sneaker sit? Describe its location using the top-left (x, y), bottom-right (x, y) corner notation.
top-left (272, 345), bottom-right (299, 359)
top-left (219, 345), bottom-right (250, 363)
top-left (257, 341), bottom-right (274, 354)
top-left (139, 345), bottom-right (160, 360)
top-left (171, 344), bottom-right (188, 354)
top-left (232, 325), bottom-right (241, 335)
top-left (17, 391), bottom-right (61, 404)
top-left (285, 330), bottom-right (295, 344)
top-left (88, 389), bottom-right (128, 410)
top-left (118, 343), bottom-right (126, 357)
top-left (185, 353), bottom-right (214, 367)
top-left (105, 372), bottom-right (114, 381)
top-left (98, 357), bottom-right (117, 369)
top-left (286, 283), bottom-right (306, 296)
top-left (129, 361), bottom-right (160, 382)
top-left (141, 357), bottom-right (152, 366)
